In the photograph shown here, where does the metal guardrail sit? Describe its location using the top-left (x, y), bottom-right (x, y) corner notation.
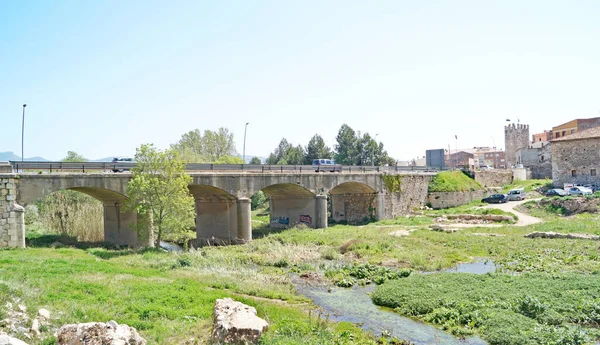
top-left (9, 161), bottom-right (443, 173)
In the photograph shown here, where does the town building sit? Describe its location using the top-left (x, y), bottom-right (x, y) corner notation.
top-left (516, 141), bottom-right (552, 179)
top-left (552, 117), bottom-right (600, 140)
top-left (532, 130), bottom-right (552, 143)
top-left (445, 151), bottom-right (475, 169)
top-left (551, 126), bottom-right (600, 186)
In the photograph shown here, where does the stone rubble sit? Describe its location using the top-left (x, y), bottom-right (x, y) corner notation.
top-left (56, 320), bottom-right (146, 345)
top-left (525, 231), bottom-right (600, 240)
top-left (211, 298), bottom-right (269, 344)
top-left (0, 332), bottom-right (30, 345)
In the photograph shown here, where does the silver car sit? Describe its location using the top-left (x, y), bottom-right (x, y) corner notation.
top-left (568, 186), bottom-right (593, 196)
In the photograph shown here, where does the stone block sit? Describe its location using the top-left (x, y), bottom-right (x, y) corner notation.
top-left (0, 189), bottom-right (7, 196)
top-left (5, 183), bottom-right (13, 189)
top-left (7, 217), bottom-right (15, 224)
top-left (6, 195), bottom-right (14, 201)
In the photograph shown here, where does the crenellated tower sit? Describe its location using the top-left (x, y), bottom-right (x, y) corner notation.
top-left (504, 123), bottom-right (530, 168)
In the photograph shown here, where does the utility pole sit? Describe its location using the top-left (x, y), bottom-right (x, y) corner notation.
top-left (372, 133), bottom-right (379, 166)
top-left (243, 122), bottom-right (249, 164)
top-left (455, 135), bottom-right (458, 169)
top-left (21, 104), bottom-right (27, 163)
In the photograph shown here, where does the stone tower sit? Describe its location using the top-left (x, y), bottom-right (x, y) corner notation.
top-left (504, 123), bottom-right (530, 168)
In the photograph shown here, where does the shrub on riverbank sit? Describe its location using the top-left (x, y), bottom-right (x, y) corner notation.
top-left (371, 273), bottom-right (597, 344)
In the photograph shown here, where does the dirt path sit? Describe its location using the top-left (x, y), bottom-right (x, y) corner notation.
top-left (482, 199), bottom-right (543, 226)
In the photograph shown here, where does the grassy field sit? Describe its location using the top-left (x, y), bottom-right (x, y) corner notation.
top-left (3, 202), bottom-right (600, 344)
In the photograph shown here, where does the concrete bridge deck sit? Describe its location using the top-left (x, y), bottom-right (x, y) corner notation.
top-left (0, 170), bottom-right (434, 248)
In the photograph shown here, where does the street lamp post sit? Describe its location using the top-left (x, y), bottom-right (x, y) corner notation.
top-left (455, 135), bottom-right (458, 169)
top-left (21, 104), bottom-right (27, 163)
top-left (243, 122), bottom-right (249, 164)
top-left (372, 134), bottom-right (379, 166)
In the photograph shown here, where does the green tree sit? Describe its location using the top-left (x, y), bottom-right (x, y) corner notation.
top-left (249, 157), bottom-right (262, 164)
top-left (334, 124), bottom-right (358, 165)
top-left (63, 151), bottom-right (87, 162)
top-left (214, 155), bottom-right (244, 164)
top-left (201, 127), bottom-right (236, 162)
top-left (304, 134), bottom-right (332, 164)
top-left (266, 139), bottom-right (305, 165)
top-left (251, 191), bottom-right (268, 210)
top-left (171, 127), bottom-right (237, 163)
top-left (125, 144), bottom-right (195, 248)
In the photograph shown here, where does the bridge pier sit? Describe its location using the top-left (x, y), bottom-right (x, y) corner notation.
top-left (269, 194), bottom-right (327, 229)
top-left (103, 202), bottom-right (139, 247)
top-left (195, 198), bottom-right (246, 244)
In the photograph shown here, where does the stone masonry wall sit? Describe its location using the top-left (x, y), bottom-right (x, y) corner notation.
top-left (474, 170), bottom-right (513, 187)
top-left (552, 138), bottom-right (600, 187)
top-left (427, 189), bottom-right (494, 209)
top-left (381, 174), bottom-right (432, 217)
top-left (0, 175), bottom-right (25, 248)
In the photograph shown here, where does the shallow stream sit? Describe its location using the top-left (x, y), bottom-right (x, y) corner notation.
top-left (294, 260), bottom-right (495, 345)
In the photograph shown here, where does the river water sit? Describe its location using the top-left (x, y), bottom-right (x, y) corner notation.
top-left (294, 260), bottom-right (494, 345)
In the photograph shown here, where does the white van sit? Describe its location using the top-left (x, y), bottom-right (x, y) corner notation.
top-left (507, 188), bottom-right (526, 201)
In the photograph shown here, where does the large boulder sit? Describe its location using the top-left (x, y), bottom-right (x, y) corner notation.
top-left (56, 321), bottom-right (146, 345)
top-left (211, 298), bottom-right (269, 344)
top-left (0, 333), bottom-right (29, 345)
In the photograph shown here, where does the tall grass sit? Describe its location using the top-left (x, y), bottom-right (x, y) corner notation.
top-left (33, 190), bottom-right (104, 242)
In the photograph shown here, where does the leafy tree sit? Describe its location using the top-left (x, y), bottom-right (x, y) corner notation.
top-left (304, 134), bottom-right (332, 164)
top-left (171, 127), bottom-right (237, 163)
top-left (125, 144), bottom-right (195, 248)
top-left (334, 124), bottom-right (358, 165)
top-left (63, 151), bottom-right (86, 162)
top-left (214, 155), bottom-right (244, 164)
top-left (201, 127), bottom-right (236, 162)
top-left (251, 191), bottom-right (268, 210)
top-left (249, 157), bottom-right (262, 164)
top-left (266, 139), bottom-right (305, 165)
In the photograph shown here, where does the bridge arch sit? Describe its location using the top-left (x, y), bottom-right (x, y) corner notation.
top-left (330, 181), bottom-right (378, 225)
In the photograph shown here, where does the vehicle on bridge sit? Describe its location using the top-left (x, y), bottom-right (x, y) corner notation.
top-left (312, 159), bottom-right (341, 172)
top-left (112, 157), bottom-right (135, 173)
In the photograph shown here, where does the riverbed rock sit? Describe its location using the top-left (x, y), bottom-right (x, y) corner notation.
top-left (525, 231), bottom-right (600, 240)
top-left (211, 298), bottom-right (269, 344)
top-left (37, 309), bottom-right (50, 321)
top-left (56, 321), bottom-right (146, 345)
top-left (0, 333), bottom-right (29, 345)
top-left (29, 319), bottom-right (39, 336)
top-left (429, 224), bottom-right (457, 233)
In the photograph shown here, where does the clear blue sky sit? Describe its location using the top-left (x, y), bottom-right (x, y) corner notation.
top-left (1, 0), bottom-right (599, 161)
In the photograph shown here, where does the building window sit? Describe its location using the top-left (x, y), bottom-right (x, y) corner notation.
top-left (592, 169), bottom-right (597, 176)
top-left (572, 170), bottom-right (577, 177)
top-left (562, 131), bottom-right (566, 136)
top-left (556, 132), bottom-right (560, 138)
top-left (571, 129), bottom-right (575, 134)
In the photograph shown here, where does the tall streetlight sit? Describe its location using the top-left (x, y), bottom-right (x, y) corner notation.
top-left (455, 134), bottom-right (458, 169)
top-left (243, 122), bottom-right (249, 164)
top-left (372, 133), bottom-right (379, 166)
top-left (21, 104), bottom-right (27, 163)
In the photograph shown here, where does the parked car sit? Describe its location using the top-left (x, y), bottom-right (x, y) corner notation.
top-left (583, 184), bottom-right (599, 192)
top-left (568, 186), bottom-right (593, 196)
top-left (507, 188), bottom-right (526, 201)
top-left (312, 159), bottom-right (341, 172)
top-left (112, 157), bottom-right (135, 173)
top-left (482, 194), bottom-right (508, 204)
top-left (545, 188), bottom-right (568, 197)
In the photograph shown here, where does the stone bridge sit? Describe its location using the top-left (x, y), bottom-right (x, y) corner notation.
top-left (0, 169), bottom-right (434, 248)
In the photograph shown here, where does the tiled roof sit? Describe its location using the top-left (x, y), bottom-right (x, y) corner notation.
top-left (552, 126), bottom-right (600, 142)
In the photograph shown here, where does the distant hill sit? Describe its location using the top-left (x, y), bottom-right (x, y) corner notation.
top-left (0, 151), bottom-right (48, 162)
